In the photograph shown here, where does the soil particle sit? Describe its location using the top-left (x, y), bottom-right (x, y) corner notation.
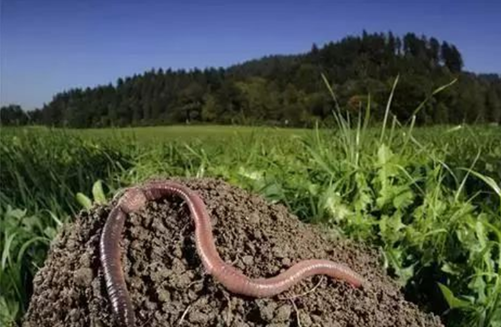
top-left (23, 177), bottom-right (444, 327)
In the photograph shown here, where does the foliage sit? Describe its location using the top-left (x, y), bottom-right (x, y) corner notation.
top-left (0, 206), bottom-right (59, 326)
top-left (3, 31), bottom-right (501, 128)
top-left (0, 120), bottom-right (500, 326)
top-left (0, 105), bottom-right (31, 126)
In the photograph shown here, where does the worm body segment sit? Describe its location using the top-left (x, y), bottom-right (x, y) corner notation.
top-left (99, 181), bottom-right (367, 326)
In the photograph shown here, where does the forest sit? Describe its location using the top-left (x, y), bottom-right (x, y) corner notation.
top-left (2, 31), bottom-right (501, 127)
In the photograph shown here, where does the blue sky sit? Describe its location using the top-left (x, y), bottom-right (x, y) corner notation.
top-left (1, 0), bottom-right (500, 110)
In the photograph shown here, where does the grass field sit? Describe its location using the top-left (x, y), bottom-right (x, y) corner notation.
top-left (1, 121), bottom-right (500, 326)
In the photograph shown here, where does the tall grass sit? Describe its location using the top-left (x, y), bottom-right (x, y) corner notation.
top-left (305, 74), bottom-right (501, 326)
top-left (1, 105), bottom-right (500, 325)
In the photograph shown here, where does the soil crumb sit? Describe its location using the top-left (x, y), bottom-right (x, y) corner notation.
top-left (23, 177), bottom-right (443, 327)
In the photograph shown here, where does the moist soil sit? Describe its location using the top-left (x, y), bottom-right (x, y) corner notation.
top-left (23, 177), bottom-right (444, 327)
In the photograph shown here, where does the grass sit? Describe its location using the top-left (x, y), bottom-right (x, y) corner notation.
top-left (16, 125), bottom-right (306, 143)
top-left (1, 94), bottom-right (500, 326)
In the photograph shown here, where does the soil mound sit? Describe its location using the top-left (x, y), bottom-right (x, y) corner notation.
top-left (23, 178), bottom-right (443, 327)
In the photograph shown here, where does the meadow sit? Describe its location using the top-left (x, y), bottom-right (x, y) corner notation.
top-left (1, 120), bottom-right (500, 326)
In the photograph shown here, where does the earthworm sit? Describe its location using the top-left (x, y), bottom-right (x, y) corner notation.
top-left (99, 181), bottom-right (367, 326)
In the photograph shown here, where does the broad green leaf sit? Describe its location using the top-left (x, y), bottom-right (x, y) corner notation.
top-left (468, 273), bottom-right (487, 303)
top-left (475, 221), bottom-right (487, 249)
top-left (396, 264), bottom-right (415, 286)
top-left (323, 190), bottom-right (352, 223)
top-left (238, 166), bottom-right (263, 181)
top-left (92, 180), bottom-right (107, 204)
top-left (441, 263), bottom-right (460, 276)
top-left (76, 192), bottom-right (92, 210)
top-left (44, 227), bottom-right (57, 239)
top-left (6, 207), bottom-right (26, 221)
top-left (438, 283), bottom-right (471, 309)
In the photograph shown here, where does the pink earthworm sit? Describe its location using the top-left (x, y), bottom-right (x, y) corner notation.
top-left (99, 181), bottom-right (367, 326)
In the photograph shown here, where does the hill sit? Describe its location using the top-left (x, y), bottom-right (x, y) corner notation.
top-left (2, 31), bottom-right (501, 127)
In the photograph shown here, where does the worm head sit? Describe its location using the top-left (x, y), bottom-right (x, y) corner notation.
top-left (118, 188), bottom-right (147, 214)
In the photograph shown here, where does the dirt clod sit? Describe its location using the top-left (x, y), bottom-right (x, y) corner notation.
top-left (23, 178), bottom-right (444, 327)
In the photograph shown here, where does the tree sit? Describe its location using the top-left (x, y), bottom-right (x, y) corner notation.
top-left (486, 88), bottom-right (501, 123)
top-left (448, 45), bottom-right (464, 73)
top-left (178, 82), bottom-right (205, 123)
top-left (0, 104), bottom-right (30, 126)
top-left (26, 31), bottom-right (499, 127)
top-left (311, 43), bottom-right (319, 57)
top-left (441, 42), bottom-right (463, 73)
top-left (428, 37), bottom-right (440, 66)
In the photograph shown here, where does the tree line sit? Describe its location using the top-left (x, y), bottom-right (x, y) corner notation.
top-left (2, 31), bottom-right (501, 127)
